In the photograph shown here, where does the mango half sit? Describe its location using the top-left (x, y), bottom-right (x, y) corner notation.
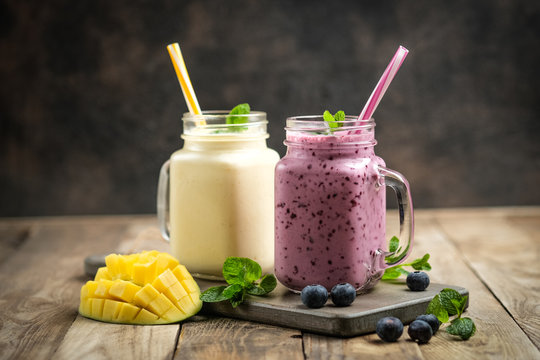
top-left (79, 250), bottom-right (202, 324)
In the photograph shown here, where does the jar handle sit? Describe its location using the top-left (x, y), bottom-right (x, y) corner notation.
top-left (377, 166), bottom-right (414, 268)
top-left (157, 160), bottom-right (171, 242)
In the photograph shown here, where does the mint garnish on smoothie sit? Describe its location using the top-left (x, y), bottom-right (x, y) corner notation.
top-left (226, 103), bottom-right (250, 132)
top-left (323, 110), bottom-right (345, 131)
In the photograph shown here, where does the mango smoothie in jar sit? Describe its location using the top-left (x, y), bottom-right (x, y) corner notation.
top-left (157, 109), bottom-right (279, 279)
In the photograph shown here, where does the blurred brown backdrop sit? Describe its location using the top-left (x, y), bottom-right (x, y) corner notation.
top-left (1, 0), bottom-right (539, 216)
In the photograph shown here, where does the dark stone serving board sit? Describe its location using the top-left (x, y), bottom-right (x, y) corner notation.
top-left (83, 255), bottom-right (467, 337)
top-left (197, 279), bottom-right (468, 337)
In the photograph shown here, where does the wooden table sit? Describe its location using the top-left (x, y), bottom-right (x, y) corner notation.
top-left (0, 207), bottom-right (539, 359)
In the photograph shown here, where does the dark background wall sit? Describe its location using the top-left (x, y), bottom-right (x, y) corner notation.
top-left (1, 0), bottom-right (539, 216)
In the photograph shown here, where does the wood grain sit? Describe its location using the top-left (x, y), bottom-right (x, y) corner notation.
top-left (175, 317), bottom-right (304, 360)
top-left (0, 220), bottom-right (130, 359)
top-left (53, 316), bottom-right (178, 360)
top-left (303, 332), bottom-right (424, 360)
top-left (433, 209), bottom-right (540, 349)
top-left (1, 210), bottom-right (539, 359)
top-left (0, 222), bottom-right (32, 264)
top-left (412, 216), bottom-right (539, 359)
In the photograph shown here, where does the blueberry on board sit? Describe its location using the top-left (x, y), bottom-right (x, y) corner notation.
top-left (330, 283), bottom-right (356, 307)
top-left (416, 314), bottom-right (440, 334)
top-left (301, 284), bottom-right (328, 308)
top-left (406, 271), bottom-right (430, 291)
top-left (408, 319), bottom-right (433, 343)
top-left (376, 317), bottom-right (404, 342)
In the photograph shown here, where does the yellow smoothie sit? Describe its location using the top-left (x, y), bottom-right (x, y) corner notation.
top-left (163, 112), bottom-right (279, 279)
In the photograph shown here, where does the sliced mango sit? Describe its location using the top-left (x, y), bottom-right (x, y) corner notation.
top-left (79, 251), bottom-right (202, 325)
top-left (109, 280), bottom-right (142, 303)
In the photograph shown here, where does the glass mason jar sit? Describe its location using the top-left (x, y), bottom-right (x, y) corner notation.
top-left (157, 111), bottom-right (280, 279)
top-left (274, 115), bottom-right (414, 292)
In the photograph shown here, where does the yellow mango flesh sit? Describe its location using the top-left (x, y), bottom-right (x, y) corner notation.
top-left (79, 251), bottom-right (202, 324)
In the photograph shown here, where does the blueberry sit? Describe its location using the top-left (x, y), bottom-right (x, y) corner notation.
top-left (330, 283), bottom-right (356, 307)
top-left (406, 271), bottom-right (430, 291)
top-left (416, 314), bottom-right (440, 334)
top-left (301, 284), bottom-right (328, 308)
top-left (376, 317), bottom-right (404, 342)
top-left (408, 319), bottom-right (433, 343)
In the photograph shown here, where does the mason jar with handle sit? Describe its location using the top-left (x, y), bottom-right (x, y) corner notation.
top-left (157, 110), bottom-right (280, 280)
top-left (274, 115), bottom-right (414, 292)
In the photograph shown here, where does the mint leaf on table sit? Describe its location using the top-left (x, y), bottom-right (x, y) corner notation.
top-left (200, 286), bottom-right (229, 303)
top-left (381, 266), bottom-right (409, 280)
top-left (223, 257), bottom-right (262, 287)
top-left (200, 257), bottom-right (277, 308)
top-left (426, 288), bottom-right (476, 340)
top-left (259, 274), bottom-right (278, 293)
top-left (411, 254), bottom-right (432, 271)
top-left (382, 236), bottom-right (431, 280)
top-left (446, 317), bottom-right (476, 340)
top-left (426, 294), bottom-right (450, 323)
top-left (226, 103), bottom-right (250, 131)
top-left (223, 283), bottom-right (244, 298)
top-left (438, 288), bottom-right (463, 316)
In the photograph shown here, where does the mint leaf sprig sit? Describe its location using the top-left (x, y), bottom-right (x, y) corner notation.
top-left (226, 103), bottom-right (250, 132)
top-left (426, 288), bottom-right (476, 340)
top-left (200, 257), bottom-right (277, 308)
top-left (382, 236), bottom-right (431, 280)
top-left (323, 110), bottom-right (345, 132)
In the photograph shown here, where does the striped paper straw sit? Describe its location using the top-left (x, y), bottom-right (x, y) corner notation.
top-left (358, 46), bottom-right (409, 121)
top-left (167, 43), bottom-right (205, 125)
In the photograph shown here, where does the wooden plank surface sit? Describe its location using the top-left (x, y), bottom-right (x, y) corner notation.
top-left (434, 208), bottom-right (540, 349)
top-left (51, 219), bottom-right (181, 360)
top-left (175, 317), bottom-right (304, 360)
top-left (0, 222), bottom-right (32, 264)
top-left (0, 208), bottom-right (539, 360)
top-left (0, 219), bottom-right (130, 359)
top-left (53, 317), bottom-right (178, 360)
top-left (413, 216), bottom-right (539, 359)
top-left (303, 332), bottom-right (425, 360)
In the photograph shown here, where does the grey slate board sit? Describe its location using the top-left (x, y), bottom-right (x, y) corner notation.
top-left (83, 255), bottom-right (468, 337)
top-left (197, 279), bottom-right (468, 337)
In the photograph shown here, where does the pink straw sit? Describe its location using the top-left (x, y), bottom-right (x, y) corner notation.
top-left (358, 46), bottom-right (409, 121)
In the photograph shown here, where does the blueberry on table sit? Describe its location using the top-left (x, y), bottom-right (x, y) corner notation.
top-left (330, 283), bottom-right (356, 307)
top-left (376, 317), bottom-right (404, 342)
top-left (301, 284), bottom-right (328, 308)
top-left (416, 314), bottom-right (440, 334)
top-left (408, 319), bottom-right (433, 343)
top-left (406, 271), bottom-right (430, 291)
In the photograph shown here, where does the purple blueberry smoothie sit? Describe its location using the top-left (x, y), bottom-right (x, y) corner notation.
top-left (274, 116), bottom-right (414, 293)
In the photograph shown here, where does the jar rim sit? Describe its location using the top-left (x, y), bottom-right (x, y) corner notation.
top-left (182, 110), bottom-right (268, 137)
top-left (286, 115), bottom-right (374, 132)
top-left (284, 115), bottom-right (376, 147)
top-left (183, 110), bottom-right (267, 121)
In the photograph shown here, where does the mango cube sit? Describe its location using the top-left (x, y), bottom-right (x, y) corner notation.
top-left (91, 298), bottom-right (105, 318)
top-left (94, 280), bottom-right (114, 297)
top-left (116, 303), bottom-right (140, 322)
top-left (147, 293), bottom-right (175, 316)
top-left (95, 267), bottom-right (112, 281)
top-left (102, 299), bottom-right (123, 321)
top-left (133, 261), bottom-right (157, 285)
top-left (134, 308), bottom-right (159, 323)
top-left (109, 280), bottom-right (142, 303)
